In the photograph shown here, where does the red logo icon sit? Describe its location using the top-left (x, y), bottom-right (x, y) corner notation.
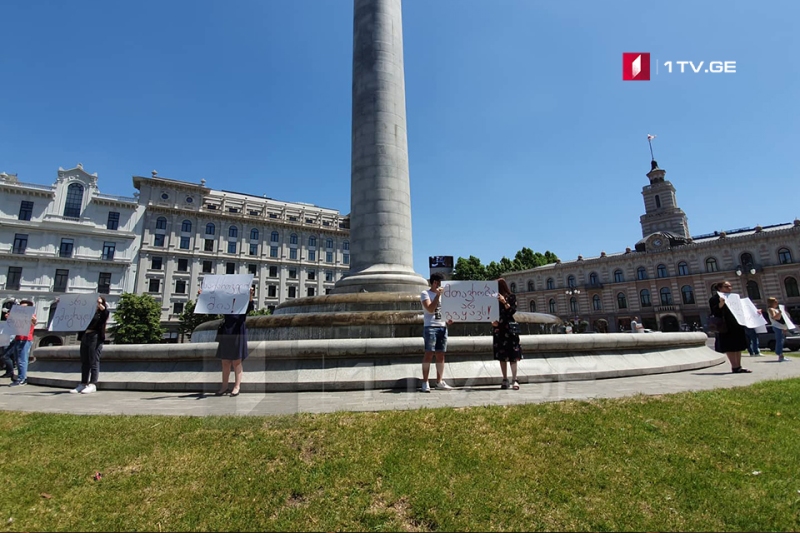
top-left (622, 53), bottom-right (650, 81)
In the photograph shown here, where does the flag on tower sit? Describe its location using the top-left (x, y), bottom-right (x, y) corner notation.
top-left (647, 134), bottom-right (656, 141)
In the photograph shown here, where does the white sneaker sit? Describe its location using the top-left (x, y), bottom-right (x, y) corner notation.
top-left (420, 382), bottom-right (431, 393)
top-left (81, 384), bottom-right (97, 394)
top-left (435, 380), bottom-right (453, 390)
top-left (70, 384), bottom-right (86, 394)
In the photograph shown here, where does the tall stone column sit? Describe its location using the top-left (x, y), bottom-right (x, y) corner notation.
top-left (333, 0), bottom-right (429, 294)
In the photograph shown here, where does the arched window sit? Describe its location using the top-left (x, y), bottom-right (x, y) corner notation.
top-left (326, 238), bottom-right (333, 248)
top-left (705, 258), bottom-right (718, 273)
top-left (546, 278), bottom-right (554, 290)
top-left (589, 272), bottom-right (599, 285)
top-left (740, 252), bottom-right (754, 266)
top-left (548, 298), bottom-right (556, 314)
top-left (617, 292), bottom-right (627, 309)
top-left (63, 183), bottom-right (84, 218)
top-left (181, 220), bottom-right (192, 233)
top-left (592, 294), bottom-right (602, 311)
top-left (343, 241), bottom-right (349, 251)
top-left (205, 223), bottom-right (215, 235)
top-left (527, 280), bottom-right (535, 292)
top-left (614, 269), bottom-right (624, 283)
top-left (660, 287), bottom-right (673, 305)
top-left (308, 236), bottom-right (317, 247)
top-left (778, 248), bottom-right (792, 264)
top-left (529, 301), bottom-right (537, 312)
top-left (640, 289), bottom-right (651, 307)
top-left (677, 261), bottom-right (689, 276)
top-left (681, 285), bottom-right (695, 304)
top-left (746, 280), bottom-right (761, 300)
top-left (156, 217), bottom-right (167, 230)
top-left (785, 277), bottom-right (800, 297)
top-left (657, 264), bottom-right (668, 278)
top-left (250, 228), bottom-right (259, 241)
top-left (655, 195), bottom-right (661, 208)
top-left (570, 297), bottom-right (578, 313)
top-left (271, 231), bottom-right (279, 242)
top-left (290, 234), bottom-right (299, 245)
top-left (637, 267), bottom-right (647, 280)
top-left (510, 282), bottom-right (517, 293)
top-left (567, 275), bottom-right (576, 288)
top-left (228, 226), bottom-right (238, 238)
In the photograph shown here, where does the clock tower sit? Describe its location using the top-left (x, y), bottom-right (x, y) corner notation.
top-left (639, 160), bottom-right (690, 240)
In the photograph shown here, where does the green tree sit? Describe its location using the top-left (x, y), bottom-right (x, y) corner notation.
top-left (453, 256), bottom-right (487, 280)
top-left (248, 307), bottom-right (272, 316)
top-left (109, 293), bottom-right (165, 344)
top-left (178, 300), bottom-right (220, 341)
top-left (454, 248), bottom-right (560, 281)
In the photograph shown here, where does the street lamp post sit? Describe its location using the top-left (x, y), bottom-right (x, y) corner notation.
top-left (565, 287), bottom-right (581, 330)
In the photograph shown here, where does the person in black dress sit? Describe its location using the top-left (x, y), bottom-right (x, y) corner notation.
top-left (214, 286), bottom-right (255, 396)
top-left (492, 278), bottom-right (523, 389)
top-left (709, 280), bottom-right (750, 373)
top-left (72, 296), bottom-right (110, 394)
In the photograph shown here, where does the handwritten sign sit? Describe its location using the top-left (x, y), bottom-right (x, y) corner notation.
top-left (196, 274), bottom-right (254, 315)
top-left (0, 324), bottom-right (11, 347)
top-left (740, 297), bottom-right (768, 333)
top-left (720, 293), bottom-right (769, 330)
top-left (48, 293), bottom-right (98, 332)
top-left (777, 304), bottom-right (798, 330)
top-left (440, 280), bottom-right (499, 323)
top-left (6, 305), bottom-right (36, 337)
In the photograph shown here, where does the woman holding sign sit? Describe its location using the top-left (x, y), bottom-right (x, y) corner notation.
top-left (71, 297), bottom-right (109, 394)
top-left (492, 278), bottom-right (523, 390)
top-left (214, 285), bottom-right (255, 396)
top-left (767, 297), bottom-right (794, 363)
top-left (709, 280), bottom-right (750, 373)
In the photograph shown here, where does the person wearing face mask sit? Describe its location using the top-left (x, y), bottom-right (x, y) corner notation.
top-left (709, 280), bottom-right (750, 373)
top-left (71, 297), bottom-right (110, 394)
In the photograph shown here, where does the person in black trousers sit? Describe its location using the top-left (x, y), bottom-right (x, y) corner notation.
top-left (71, 297), bottom-right (110, 394)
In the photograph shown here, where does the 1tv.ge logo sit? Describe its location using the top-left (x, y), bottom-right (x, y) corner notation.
top-left (623, 53), bottom-right (736, 80)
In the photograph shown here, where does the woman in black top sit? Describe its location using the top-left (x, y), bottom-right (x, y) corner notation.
top-left (214, 286), bottom-right (255, 397)
top-left (72, 296), bottom-right (110, 394)
top-left (708, 280), bottom-right (750, 373)
top-left (492, 278), bottom-right (523, 389)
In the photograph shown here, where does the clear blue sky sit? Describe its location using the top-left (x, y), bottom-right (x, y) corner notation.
top-left (2, 0), bottom-right (798, 276)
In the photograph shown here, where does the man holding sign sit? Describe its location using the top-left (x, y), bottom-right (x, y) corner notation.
top-left (420, 273), bottom-right (454, 392)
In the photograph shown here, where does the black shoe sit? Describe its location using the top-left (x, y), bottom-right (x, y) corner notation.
top-left (1, 372), bottom-right (13, 379)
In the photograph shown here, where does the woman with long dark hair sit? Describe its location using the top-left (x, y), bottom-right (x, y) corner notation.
top-left (492, 278), bottom-right (523, 389)
top-left (72, 296), bottom-right (109, 394)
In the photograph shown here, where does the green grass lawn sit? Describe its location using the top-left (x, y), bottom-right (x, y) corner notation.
top-left (2, 379), bottom-right (799, 532)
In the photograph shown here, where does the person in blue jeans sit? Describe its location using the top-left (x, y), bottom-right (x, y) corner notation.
top-left (420, 273), bottom-right (454, 392)
top-left (10, 300), bottom-right (37, 387)
top-left (767, 297), bottom-right (792, 363)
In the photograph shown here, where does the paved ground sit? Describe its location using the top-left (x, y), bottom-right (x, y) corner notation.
top-left (1, 349), bottom-right (796, 417)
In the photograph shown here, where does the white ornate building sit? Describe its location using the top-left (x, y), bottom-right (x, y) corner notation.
top-left (0, 164), bottom-right (144, 346)
top-left (133, 172), bottom-right (351, 338)
top-left (504, 161), bottom-right (800, 332)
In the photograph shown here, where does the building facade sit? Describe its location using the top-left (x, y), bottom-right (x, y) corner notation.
top-left (0, 164), bottom-right (144, 346)
top-left (133, 172), bottom-right (351, 338)
top-left (505, 162), bottom-right (800, 332)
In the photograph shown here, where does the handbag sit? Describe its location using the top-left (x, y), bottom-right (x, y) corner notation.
top-left (707, 315), bottom-right (727, 334)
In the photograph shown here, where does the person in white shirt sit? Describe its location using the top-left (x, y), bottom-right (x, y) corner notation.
top-left (420, 273), bottom-right (454, 392)
top-left (631, 316), bottom-right (645, 333)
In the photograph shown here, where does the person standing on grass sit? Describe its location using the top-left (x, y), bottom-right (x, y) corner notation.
top-left (709, 280), bottom-right (750, 374)
top-left (767, 297), bottom-right (795, 363)
top-left (213, 285), bottom-right (255, 397)
top-left (492, 278), bottom-right (523, 390)
top-left (71, 297), bottom-right (110, 394)
top-left (420, 273), bottom-right (454, 392)
top-left (9, 300), bottom-right (37, 387)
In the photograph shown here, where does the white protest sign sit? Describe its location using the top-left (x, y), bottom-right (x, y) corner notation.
top-left (777, 304), bottom-right (797, 330)
top-left (720, 293), bottom-right (765, 330)
top-left (0, 323), bottom-right (11, 347)
top-left (439, 280), bottom-right (500, 323)
top-left (196, 274), bottom-right (254, 315)
top-left (741, 297), bottom-right (768, 333)
top-left (6, 305), bottom-right (36, 337)
top-left (48, 293), bottom-right (98, 332)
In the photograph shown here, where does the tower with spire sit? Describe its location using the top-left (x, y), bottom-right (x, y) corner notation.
top-left (638, 137), bottom-right (690, 240)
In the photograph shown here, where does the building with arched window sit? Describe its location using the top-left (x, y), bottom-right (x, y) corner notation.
top-left (504, 161), bottom-right (800, 332)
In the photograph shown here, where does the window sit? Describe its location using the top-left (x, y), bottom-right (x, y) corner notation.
top-left (614, 269), bottom-right (624, 283)
top-left (567, 275), bottom-right (576, 288)
top-left (510, 282), bottom-right (517, 293)
top-left (161, 193), bottom-right (169, 200)
top-left (173, 302), bottom-right (184, 315)
top-left (637, 266), bottom-right (648, 280)
top-left (290, 234), bottom-right (298, 245)
top-left (325, 271), bottom-right (334, 282)
top-left (528, 280), bottom-right (535, 291)
top-left (226, 262), bottom-right (236, 275)
top-left (6, 267), bottom-right (22, 291)
top-left (288, 286), bottom-right (297, 298)
top-left (746, 280), bottom-right (761, 300)
top-left (681, 285), bottom-right (695, 304)
top-left (227, 241), bottom-right (237, 254)
top-left (271, 231), bottom-right (279, 242)
top-left (546, 278), bottom-right (554, 290)
top-left (13, 234), bottom-right (28, 255)
top-left (94, 272), bottom-right (110, 294)
top-left (677, 262), bottom-right (689, 276)
top-left (229, 226), bottom-right (238, 238)
top-left (617, 292), bottom-right (627, 309)
top-left (249, 243), bottom-right (258, 256)
top-left (151, 257), bottom-right (163, 270)
top-left (655, 195), bottom-right (661, 208)
top-left (250, 228), bottom-right (259, 241)
top-left (529, 301), bottom-right (537, 312)
top-left (308, 270), bottom-right (316, 280)
top-left (202, 260), bottom-right (213, 273)
top-left (107, 211), bottom-right (120, 230)
top-left (148, 279), bottom-right (160, 293)
top-left (343, 253), bottom-right (350, 265)
top-left (268, 285), bottom-right (277, 297)
top-left (204, 239), bottom-right (214, 252)
top-left (785, 277), bottom-right (799, 297)
top-left (326, 252), bottom-right (333, 263)
top-left (175, 280), bottom-right (187, 294)
top-left (589, 273), bottom-right (599, 285)
top-left (288, 268), bottom-right (298, 279)
top-left (660, 287), bottom-right (673, 305)
top-left (63, 183), bottom-right (84, 218)
top-left (343, 241), bottom-right (349, 251)
top-left (705, 258), bottom-right (718, 273)
top-left (18, 201), bottom-right (33, 221)
top-left (205, 223), bottom-right (215, 235)
top-left (54, 269), bottom-right (69, 292)
top-left (569, 297), bottom-right (578, 313)
top-left (307, 287), bottom-right (316, 297)
top-left (270, 246), bottom-right (278, 258)
top-left (290, 248), bottom-right (298, 260)
top-left (156, 217), bottom-right (167, 230)
top-left (180, 236), bottom-right (190, 249)
top-left (59, 238), bottom-right (74, 258)
top-left (153, 234), bottom-right (165, 247)
top-left (181, 220), bottom-right (192, 233)
top-left (326, 238), bottom-right (333, 249)
top-left (102, 242), bottom-right (116, 261)
top-left (778, 248), bottom-right (792, 264)
top-left (308, 250), bottom-right (316, 262)
top-left (592, 294), bottom-right (602, 310)
top-left (640, 289), bottom-right (652, 307)
top-left (740, 252), bottom-right (754, 266)
top-left (656, 264), bottom-right (668, 278)
top-left (178, 258), bottom-right (189, 272)
top-left (549, 299), bottom-right (556, 313)
top-left (269, 266), bottom-right (278, 277)
top-left (248, 264), bottom-right (257, 275)
top-left (308, 236), bottom-right (316, 247)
